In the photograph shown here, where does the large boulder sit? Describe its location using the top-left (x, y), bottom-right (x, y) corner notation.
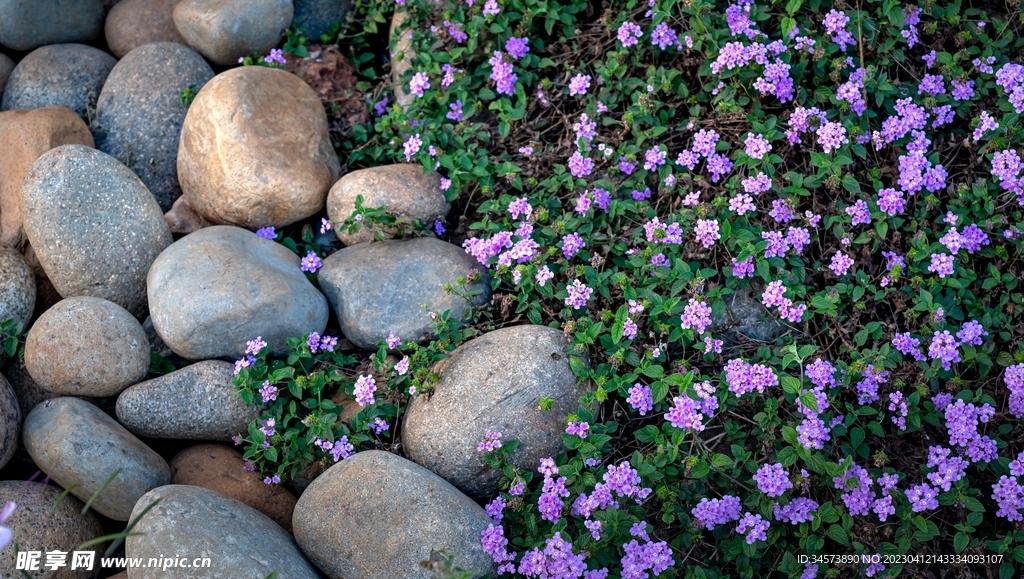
top-left (293, 0), bottom-right (350, 40)
top-left (326, 164), bottom-right (448, 246)
top-left (127, 485), bottom-right (319, 578)
top-left (172, 0), bottom-right (293, 66)
top-left (402, 325), bottom-right (587, 501)
top-left (0, 54), bottom-right (13, 97)
top-left (148, 226), bottom-right (329, 360)
top-left (0, 0), bottom-right (106, 52)
top-left (116, 360), bottom-right (258, 441)
top-left (0, 375), bottom-right (18, 470)
top-left (94, 42), bottom-right (214, 212)
top-left (104, 0), bottom-right (186, 59)
top-left (0, 481), bottom-right (103, 579)
top-left (0, 44), bottom-right (116, 121)
top-left (0, 247), bottom-right (35, 336)
top-left (0, 107), bottom-right (95, 248)
top-left (169, 444), bottom-right (298, 531)
top-left (25, 297), bottom-right (149, 397)
top-left (23, 397), bottom-right (171, 521)
top-left (318, 237), bottom-right (489, 349)
top-left (178, 66), bottom-right (340, 229)
top-left (21, 145), bottom-right (173, 317)
top-left (292, 450), bottom-right (494, 579)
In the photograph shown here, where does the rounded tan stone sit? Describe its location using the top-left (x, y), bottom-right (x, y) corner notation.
top-left (172, 0), bottom-right (292, 66)
top-left (178, 66), bottom-right (341, 229)
top-left (0, 107), bottom-right (94, 248)
top-left (169, 444), bottom-right (298, 531)
top-left (0, 480), bottom-right (103, 579)
top-left (104, 0), bottom-right (184, 59)
top-left (326, 164), bottom-right (448, 246)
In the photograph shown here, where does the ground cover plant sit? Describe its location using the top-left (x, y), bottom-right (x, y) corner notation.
top-left (232, 0), bottom-right (1024, 577)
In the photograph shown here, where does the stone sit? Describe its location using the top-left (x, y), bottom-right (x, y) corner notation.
top-left (178, 66), bottom-right (340, 229)
top-left (169, 444), bottom-right (298, 531)
top-left (94, 42), bottom-right (215, 212)
top-left (0, 107), bottom-right (95, 248)
top-left (22, 145), bottom-right (173, 317)
top-left (173, 0), bottom-right (293, 66)
top-left (4, 359), bottom-right (88, 420)
top-left (23, 397), bottom-right (171, 521)
top-left (104, 0), bottom-right (186, 59)
top-left (1, 44), bottom-right (116, 121)
top-left (0, 374), bottom-right (18, 470)
top-left (293, 0), bottom-right (350, 40)
top-left (716, 288), bottom-right (787, 343)
top-left (25, 297), bottom-right (149, 397)
top-left (0, 0), bottom-right (106, 52)
top-left (0, 480), bottom-right (103, 579)
top-left (318, 237), bottom-right (489, 350)
top-left (128, 485), bottom-right (319, 578)
top-left (164, 196), bottom-right (211, 235)
top-left (148, 225), bottom-right (329, 360)
top-left (293, 450), bottom-right (494, 579)
top-left (402, 325), bottom-right (587, 501)
top-left (0, 54), bottom-right (13, 98)
top-left (116, 361), bottom-right (259, 441)
top-left (389, 9), bottom-right (414, 109)
top-left (327, 164), bottom-right (448, 245)
top-left (0, 247), bottom-right (35, 335)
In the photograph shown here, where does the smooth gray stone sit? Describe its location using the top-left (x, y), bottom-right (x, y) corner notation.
top-left (293, 0), bottom-right (350, 40)
top-left (0, 0), bottom-right (105, 52)
top-left (0, 375), bottom-right (18, 470)
top-left (402, 325), bottom-right (587, 501)
top-left (717, 288), bottom-right (787, 343)
top-left (127, 485), bottom-right (319, 579)
top-left (116, 360), bottom-right (259, 441)
top-left (23, 397), bottom-right (171, 521)
top-left (0, 247), bottom-right (36, 337)
top-left (148, 225), bottom-right (329, 360)
top-left (21, 145), bottom-right (173, 317)
top-left (292, 451), bottom-right (495, 579)
top-left (173, 0), bottom-right (293, 66)
top-left (0, 54), bottom-right (13, 99)
top-left (1, 44), bottom-right (115, 121)
top-left (317, 236), bottom-right (490, 350)
top-left (94, 42), bottom-right (214, 212)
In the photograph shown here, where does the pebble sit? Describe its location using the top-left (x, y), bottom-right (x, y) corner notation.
top-left (1, 44), bottom-right (116, 121)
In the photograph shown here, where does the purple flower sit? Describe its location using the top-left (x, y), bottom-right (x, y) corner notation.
top-left (829, 252), bottom-right (854, 276)
top-left (569, 73), bottom-right (591, 96)
top-left (680, 298), bottom-right (712, 334)
top-left (562, 233), bottom-right (586, 259)
top-left (446, 100), bottom-right (463, 121)
top-left (666, 395), bottom-right (705, 432)
top-left (846, 199), bottom-right (871, 225)
top-left (255, 226), bottom-right (276, 240)
top-left (264, 48), bottom-right (286, 65)
top-left (353, 374), bottom-right (377, 406)
top-left (744, 133), bottom-right (772, 159)
top-left (928, 330), bottom-right (960, 370)
top-left (300, 251), bottom-right (322, 273)
top-left (907, 483), bottom-right (939, 512)
top-left (754, 463), bottom-right (793, 497)
top-left (386, 332), bottom-right (402, 349)
top-left (627, 383), bottom-right (653, 415)
top-left (651, 22), bottom-right (680, 50)
top-left (263, 475), bottom-right (281, 485)
top-left (487, 51), bottom-right (517, 95)
top-left (618, 21), bottom-right (643, 47)
top-left (694, 219), bottom-right (720, 248)
top-left (568, 151), bottom-right (594, 177)
top-left (928, 253), bottom-right (955, 278)
top-left (643, 146), bottom-right (666, 171)
top-left (395, 356), bottom-right (410, 375)
top-left (816, 121), bottom-right (849, 153)
top-left (951, 79), bottom-right (975, 100)
top-left (374, 97), bottom-right (389, 116)
top-left (565, 279), bottom-right (593, 309)
top-left (259, 381), bottom-right (278, 403)
top-left (478, 430), bottom-right (502, 452)
top-left (505, 37), bottom-right (530, 60)
top-left (404, 134), bottom-right (422, 161)
top-left (736, 512), bottom-right (769, 544)
top-left (535, 265), bottom-right (553, 287)
top-left (824, 9), bottom-right (856, 52)
top-left (370, 417), bottom-right (389, 434)
top-left (409, 72), bottom-right (430, 97)
top-left (565, 421), bottom-right (589, 438)
top-left (692, 495), bottom-right (742, 530)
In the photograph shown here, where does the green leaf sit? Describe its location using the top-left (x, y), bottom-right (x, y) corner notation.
top-left (784, 0), bottom-right (803, 14)
top-left (780, 375), bottom-right (802, 394)
top-left (798, 391), bottom-right (819, 414)
top-left (841, 175), bottom-right (860, 193)
top-left (642, 365), bottom-right (664, 378)
top-left (711, 453), bottom-right (732, 468)
top-left (826, 524), bottom-right (849, 546)
top-left (954, 532), bottom-right (970, 553)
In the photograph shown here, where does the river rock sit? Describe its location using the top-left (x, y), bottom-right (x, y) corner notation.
top-left (148, 226), bottom-right (329, 360)
top-left (164, 196), bottom-right (211, 235)
top-left (293, 0), bottom-right (349, 40)
top-left (0, 375), bottom-right (18, 470)
top-left (173, 0), bottom-right (293, 66)
top-left (327, 164), bottom-right (447, 246)
top-left (0, 247), bottom-right (35, 336)
top-left (22, 145), bottom-right (173, 316)
top-left (0, 0), bottom-right (106, 52)
top-left (170, 444), bottom-right (298, 531)
top-left (24, 397), bottom-right (171, 521)
top-left (403, 325), bottom-right (586, 501)
top-left (1, 44), bottom-right (115, 121)
top-left (3, 359), bottom-right (83, 422)
top-left (116, 361), bottom-right (258, 441)
top-left (25, 297), bottom-right (149, 397)
top-left (94, 42), bottom-right (214, 212)
top-left (0, 107), bottom-right (95, 248)
top-left (178, 66), bottom-right (339, 229)
top-left (128, 485), bottom-right (319, 578)
top-left (104, 0), bottom-right (186, 59)
top-left (293, 450), bottom-right (494, 579)
top-left (389, 9), bottom-right (413, 109)
top-left (318, 237), bottom-right (489, 349)
top-left (0, 480), bottom-right (103, 579)
top-left (0, 54), bottom-right (13, 97)
top-left (716, 288), bottom-right (787, 343)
